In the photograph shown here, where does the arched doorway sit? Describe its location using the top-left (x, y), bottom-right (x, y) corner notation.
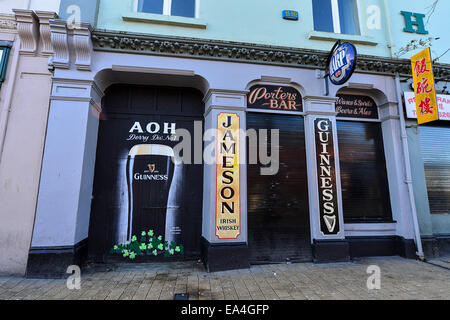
top-left (88, 84), bottom-right (204, 262)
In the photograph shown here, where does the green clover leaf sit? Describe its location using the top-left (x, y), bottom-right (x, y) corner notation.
top-left (157, 235), bottom-right (162, 241)
top-left (157, 243), bottom-right (163, 250)
top-left (169, 249), bottom-right (174, 255)
top-left (131, 235), bottom-right (137, 242)
top-left (140, 243), bottom-right (147, 250)
top-left (175, 246), bottom-right (180, 252)
top-left (152, 249), bottom-right (157, 256)
top-left (141, 231), bottom-right (146, 236)
top-left (123, 250), bottom-right (129, 257)
top-left (130, 252), bottom-right (136, 259)
top-left (148, 230), bottom-right (154, 236)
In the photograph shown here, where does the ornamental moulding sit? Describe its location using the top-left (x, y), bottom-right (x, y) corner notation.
top-left (91, 30), bottom-right (450, 79)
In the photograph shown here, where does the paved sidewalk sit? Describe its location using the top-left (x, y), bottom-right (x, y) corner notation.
top-left (0, 256), bottom-right (448, 300)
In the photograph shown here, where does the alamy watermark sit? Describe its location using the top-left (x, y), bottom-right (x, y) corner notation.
top-left (366, 265), bottom-right (381, 290)
top-left (66, 265), bottom-right (81, 290)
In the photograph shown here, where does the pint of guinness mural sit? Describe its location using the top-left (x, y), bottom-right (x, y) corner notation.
top-left (126, 144), bottom-right (183, 245)
top-left (88, 85), bottom-right (204, 261)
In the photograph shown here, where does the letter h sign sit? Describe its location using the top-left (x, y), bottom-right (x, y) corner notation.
top-left (400, 11), bottom-right (428, 35)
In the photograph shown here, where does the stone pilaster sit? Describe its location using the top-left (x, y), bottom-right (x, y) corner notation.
top-left (303, 96), bottom-right (349, 262)
top-left (201, 89), bottom-right (249, 272)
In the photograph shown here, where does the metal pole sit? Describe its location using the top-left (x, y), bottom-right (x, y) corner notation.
top-left (394, 73), bottom-right (425, 260)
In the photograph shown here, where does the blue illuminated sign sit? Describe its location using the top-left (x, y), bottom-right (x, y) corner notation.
top-left (327, 42), bottom-right (357, 86)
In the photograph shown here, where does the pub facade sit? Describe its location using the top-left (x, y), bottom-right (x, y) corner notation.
top-left (3, 0), bottom-right (449, 277)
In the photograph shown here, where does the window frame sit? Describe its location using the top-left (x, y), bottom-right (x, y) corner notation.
top-left (315, 0), bottom-right (362, 35)
top-left (335, 93), bottom-right (393, 223)
top-left (133, 0), bottom-right (199, 19)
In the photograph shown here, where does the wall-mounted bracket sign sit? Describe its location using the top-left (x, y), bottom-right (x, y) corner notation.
top-left (282, 10), bottom-right (299, 21)
top-left (335, 94), bottom-right (379, 119)
top-left (410, 47), bottom-right (439, 124)
top-left (216, 112), bottom-right (241, 239)
top-left (325, 41), bottom-right (357, 86)
top-left (247, 84), bottom-right (303, 111)
top-left (315, 118), bottom-right (339, 235)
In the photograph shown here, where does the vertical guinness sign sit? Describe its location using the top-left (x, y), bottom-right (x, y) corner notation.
top-left (314, 118), bottom-right (339, 235)
top-left (216, 113), bottom-right (241, 239)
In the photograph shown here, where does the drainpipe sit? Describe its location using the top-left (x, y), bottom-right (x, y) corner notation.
top-left (383, 0), bottom-right (396, 57)
top-left (394, 73), bottom-right (425, 260)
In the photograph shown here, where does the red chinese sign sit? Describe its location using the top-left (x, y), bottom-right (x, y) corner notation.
top-left (410, 48), bottom-right (439, 124)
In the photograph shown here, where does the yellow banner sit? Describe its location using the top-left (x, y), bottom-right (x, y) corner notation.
top-left (411, 48), bottom-right (439, 124)
top-left (216, 113), bottom-right (241, 239)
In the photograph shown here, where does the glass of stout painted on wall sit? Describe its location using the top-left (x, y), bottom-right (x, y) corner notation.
top-left (126, 144), bottom-right (183, 246)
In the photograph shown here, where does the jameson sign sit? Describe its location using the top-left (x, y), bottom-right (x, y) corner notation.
top-left (335, 94), bottom-right (379, 119)
top-left (247, 85), bottom-right (302, 111)
top-left (315, 118), bottom-right (339, 235)
top-left (216, 113), bottom-right (241, 239)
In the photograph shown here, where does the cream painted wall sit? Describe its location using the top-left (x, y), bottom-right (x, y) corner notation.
top-left (0, 49), bottom-right (53, 274)
top-left (0, 0), bottom-right (61, 13)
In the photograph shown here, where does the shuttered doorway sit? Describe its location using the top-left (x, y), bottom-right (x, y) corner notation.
top-left (247, 113), bottom-right (312, 263)
top-left (88, 85), bottom-right (204, 262)
top-left (419, 124), bottom-right (450, 215)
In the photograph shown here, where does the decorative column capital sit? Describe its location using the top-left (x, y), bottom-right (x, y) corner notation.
top-left (73, 23), bottom-right (93, 71)
top-left (203, 89), bottom-right (248, 115)
top-left (303, 95), bottom-right (339, 116)
top-left (35, 11), bottom-right (58, 56)
top-left (13, 9), bottom-right (39, 55)
top-left (49, 19), bottom-right (70, 69)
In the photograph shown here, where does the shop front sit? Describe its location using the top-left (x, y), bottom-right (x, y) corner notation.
top-left (404, 91), bottom-right (450, 256)
top-left (25, 23), bottom-right (423, 277)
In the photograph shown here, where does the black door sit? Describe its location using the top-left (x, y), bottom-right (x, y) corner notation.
top-left (88, 85), bottom-right (204, 262)
top-left (247, 113), bottom-right (312, 263)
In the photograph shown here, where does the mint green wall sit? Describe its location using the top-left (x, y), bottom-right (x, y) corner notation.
top-left (387, 0), bottom-right (450, 64)
top-left (96, 0), bottom-right (392, 57)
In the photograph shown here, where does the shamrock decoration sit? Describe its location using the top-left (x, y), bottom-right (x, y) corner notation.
top-left (111, 230), bottom-right (184, 261)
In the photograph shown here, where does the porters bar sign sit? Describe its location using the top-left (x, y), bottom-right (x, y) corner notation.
top-left (216, 113), bottom-right (241, 239)
top-left (247, 84), bottom-right (303, 111)
top-left (410, 47), bottom-right (439, 124)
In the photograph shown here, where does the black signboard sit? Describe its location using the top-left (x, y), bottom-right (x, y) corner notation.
top-left (247, 85), bottom-right (303, 111)
top-left (314, 118), bottom-right (339, 235)
top-left (336, 94), bottom-right (379, 119)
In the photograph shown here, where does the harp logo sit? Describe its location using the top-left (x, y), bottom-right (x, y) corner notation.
top-left (148, 164), bottom-right (156, 173)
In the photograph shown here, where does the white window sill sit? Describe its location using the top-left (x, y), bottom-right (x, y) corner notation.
top-left (122, 12), bottom-right (207, 29)
top-left (308, 31), bottom-right (378, 46)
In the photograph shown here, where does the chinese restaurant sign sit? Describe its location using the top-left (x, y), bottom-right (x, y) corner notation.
top-left (411, 48), bottom-right (439, 124)
top-left (216, 113), bottom-right (241, 239)
top-left (315, 118), bottom-right (339, 235)
top-left (335, 94), bottom-right (378, 119)
top-left (404, 91), bottom-right (450, 121)
top-left (247, 85), bottom-right (302, 111)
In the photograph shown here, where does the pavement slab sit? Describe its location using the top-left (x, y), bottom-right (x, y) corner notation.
top-left (0, 256), bottom-right (448, 300)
